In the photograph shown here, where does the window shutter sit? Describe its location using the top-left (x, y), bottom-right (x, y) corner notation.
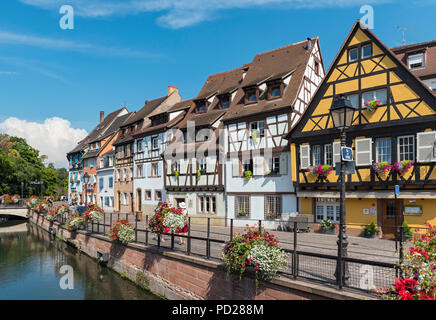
top-left (166, 160), bottom-right (171, 174)
top-left (299, 145), bottom-right (310, 169)
top-left (280, 153), bottom-right (288, 175)
top-left (158, 162), bottom-right (163, 177)
top-left (417, 132), bottom-right (436, 163)
top-left (333, 142), bottom-right (341, 165)
top-left (232, 158), bottom-right (240, 177)
top-left (253, 157), bottom-right (264, 176)
top-left (180, 159), bottom-right (188, 173)
top-left (355, 138), bottom-right (372, 166)
top-left (147, 164), bottom-right (151, 178)
top-left (207, 156), bottom-right (215, 173)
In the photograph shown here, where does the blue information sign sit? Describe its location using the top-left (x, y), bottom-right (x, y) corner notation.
top-left (395, 185), bottom-right (400, 196)
top-left (341, 147), bottom-right (353, 161)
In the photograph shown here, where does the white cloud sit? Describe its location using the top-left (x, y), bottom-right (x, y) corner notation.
top-left (0, 71), bottom-right (17, 75)
top-left (0, 29), bottom-right (158, 58)
top-left (19, 0), bottom-right (390, 29)
top-left (0, 117), bottom-right (88, 168)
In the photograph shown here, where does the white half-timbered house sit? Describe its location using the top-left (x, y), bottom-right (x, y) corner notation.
top-left (222, 38), bottom-right (325, 226)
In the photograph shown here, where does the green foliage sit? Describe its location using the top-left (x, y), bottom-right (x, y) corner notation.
top-left (402, 221), bottom-right (414, 240)
top-left (244, 170), bottom-right (252, 181)
top-left (364, 221), bottom-right (379, 236)
top-left (0, 133), bottom-right (66, 198)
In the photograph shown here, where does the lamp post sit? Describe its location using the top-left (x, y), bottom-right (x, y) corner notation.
top-left (83, 173), bottom-right (90, 206)
top-left (330, 94), bottom-right (358, 288)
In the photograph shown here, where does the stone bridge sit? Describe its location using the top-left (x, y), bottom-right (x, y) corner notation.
top-left (0, 206), bottom-right (29, 219)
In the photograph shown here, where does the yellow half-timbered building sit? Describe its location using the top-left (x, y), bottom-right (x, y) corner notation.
top-left (289, 21), bottom-right (436, 237)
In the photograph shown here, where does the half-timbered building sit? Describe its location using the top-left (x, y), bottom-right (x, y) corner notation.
top-left (222, 38), bottom-right (325, 226)
top-left (132, 98), bottom-right (191, 218)
top-left (113, 87), bottom-right (181, 214)
top-left (289, 22), bottom-right (436, 237)
top-left (163, 67), bottom-right (246, 222)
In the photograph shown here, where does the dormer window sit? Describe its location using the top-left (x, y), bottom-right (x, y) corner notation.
top-left (196, 100), bottom-right (207, 114)
top-left (314, 61), bottom-right (320, 75)
top-left (348, 47), bottom-right (359, 62)
top-left (267, 83), bottom-right (281, 100)
top-left (151, 113), bottom-right (169, 126)
top-left (408, 53), bottom-right (425, 70)
top-left (219, 95), bottom-right (230, 109)
top-left (245, 88), bottom-right (257, 104)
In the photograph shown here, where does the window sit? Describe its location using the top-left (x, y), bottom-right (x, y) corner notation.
top-left (268, 84), bottom-right (281, 99)
top-left (173, 161), bottom-right (180, 172)
top-left (269, 157), bottom-right (280, 174)
top-left (362, 89), bottom-right (388, 106)
top-left (361, 44), bottom-right (372, 59)
top-left (398, 135), bottom-right (415, 161)
top-left (137, 165), bottom-right (143, 177)
top-left (219, 95), bottom-right (230, 109)
top-left (198, 195), bottom-right (216, 214)
top-left (155, 190), bottom-right (162, 202)
top-left (99, 178), bottom-right (104, 191)
top-left (348, 47), bottom-right (359, 62)
top-left (376, 138), bottom-right (391, 163)
top-left (151, 136), bottom-right (159, 150)
top-left (324, 144), bottom-right (333, 165)
top-left (347, 94), bottom-right (360, 108)
top-left (235, 195), bottom-right (250, 218)
top-left (105, 197), bottom-right (110, 207)
top-left (250, 121), bottom-right (265, 137)
top-left (242, 159), bottom-right (253, 173)
top-left (265, 195), bottom-right (282, 220)
top-left (124, 193), bottom-right (129, 206)
top-left (196, 100), bottom-right (207, 113)
top-left (245, 88), bottom-right (257, 104)
top-left (314, 61), bottom-right (320, 75)
top-left (312, 145), bottom-right (321, 166)
top-left (152, 163), bottom-right (159, 177)
top-left (408, 53), bottom-right (425, 70)
top-left (144, 190), bottom-right (152, 200)
top-left (109, 177), bottom-right (113, 188)
top-left (137, 140), bottom-right (142, 152)
top-left (315, 198), bottom-right (340, 223)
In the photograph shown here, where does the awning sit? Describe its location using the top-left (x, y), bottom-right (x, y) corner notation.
top-left (297, 190), bottom-right (436, 199)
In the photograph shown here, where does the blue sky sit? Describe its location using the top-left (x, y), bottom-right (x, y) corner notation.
top-left (0, 0), bottom-right (435, 166)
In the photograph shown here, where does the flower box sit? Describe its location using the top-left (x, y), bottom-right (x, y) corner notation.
top-left (306, 164), bottom-right (333, 179)
top-left (364, 99), bottom-right (381, 112)
top-left (372, 161), bottom-right (392, 175)
top-left (393, 160), bottom-right (414, 175)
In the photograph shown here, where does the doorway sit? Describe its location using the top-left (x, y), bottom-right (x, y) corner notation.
top-left (137, 189), bottom-right (142, 212)
top-left (381, 199), bottom-right (403, 238)
top-left (130, 193), bottom-right (134, 213)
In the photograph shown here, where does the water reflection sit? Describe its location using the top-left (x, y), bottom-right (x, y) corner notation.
top-left (0, 222), bottom-right (159, 300)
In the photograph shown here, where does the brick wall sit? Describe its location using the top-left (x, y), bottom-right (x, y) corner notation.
top-left (29, 210), bottom-right (366, 300)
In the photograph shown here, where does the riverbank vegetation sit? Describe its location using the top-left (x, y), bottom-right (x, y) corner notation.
top-left (0, 133), bottom-right (67, 198)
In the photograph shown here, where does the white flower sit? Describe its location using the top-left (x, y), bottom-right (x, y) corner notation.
top-left (118, 224), bottom-right (135, 244)
top-left (163, 213), bottom-right (186, 233)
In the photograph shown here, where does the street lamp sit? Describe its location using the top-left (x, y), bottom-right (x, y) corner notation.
top-left (83, 173), bottom-right (90, 206)
top-left (330, 94), bottom-right (358, 288)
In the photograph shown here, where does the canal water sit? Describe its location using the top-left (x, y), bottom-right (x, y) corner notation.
top-left (0, 220), bottom-right (160, 300)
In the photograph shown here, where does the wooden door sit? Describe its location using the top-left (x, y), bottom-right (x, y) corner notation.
top-left (130, 193), bottom-right (134, 213)
top-left (381, 199), bottom-right (402, 238)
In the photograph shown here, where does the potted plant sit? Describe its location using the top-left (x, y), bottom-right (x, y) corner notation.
top-left (222, 224), bottom-right (289, 284)
top-left (393, 160), bottom-right (414, 175)
top-left (266, 212), bottom-right (277, 220)
top-left (400, 221), bottom-right (414, 240)
top-left (306, 164), bottom-right (333, 179)
top-left (372, 161), bottom-right (392, 175)
top-left (237, 209), bottom-right (247, 217)
top-left (320, 219), bottom-right (336, 234)
top-left (174, 170), bottom-right (179, 179)
top-left (244, 170), bottom-right (252, 181)
top-left (364, 99), bottom-right (381, 112)
top-left (363, 221), bottom-right (379, 238)
top-left (251, 130), bottom-right (259, 144)
top-left (108, 220), bottom-right (135, 244)
top-left (196, 169), bottom-right (202, 181)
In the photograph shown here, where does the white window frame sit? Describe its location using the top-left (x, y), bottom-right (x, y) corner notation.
top-left (324, 144), bottom-right (333, 165)
top-left (361, 44), bottom-right (372, 59)
top-left (348, 47), bottom-right (359, 62)
top-left (375, 138), bottom-right (392, 163)
top-left (315, 198), bottom-right (340, 223)
top-left (312, 145), bottom-right (321, 166)
top-left (408, 53), bottom-right (425, 70)
top-left (397, 135), bottom-right (415, 162)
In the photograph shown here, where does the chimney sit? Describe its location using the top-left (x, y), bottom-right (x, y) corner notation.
top-left (100, 111), bottom-right (104, 124)
top-left (306, 38), bottom-right (312, 51)
top-left (167, 85), bottom-right (179, 96)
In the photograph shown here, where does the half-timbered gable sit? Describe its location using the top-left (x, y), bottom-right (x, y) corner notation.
top-left (289, 21), bottom-right (436, 234)
top-left (222, 38), bottom-right (324, 225)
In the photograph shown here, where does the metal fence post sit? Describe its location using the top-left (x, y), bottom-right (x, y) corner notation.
top-left (187, 217), bottom-right (191, 255)
top-left (158, 232), bottom-right (161, 248)
top-left (399, 225), bottom-right (404, 266)
top-left (135, 212), bottom-right (138, 242)
top-left (259, 219), bottom-right (262, 231)
top-left (206, 218), bottom-right (210, 259)
top-left (230, 218), bottom-right (233, 241)
top-left (171, 232), bottom-right (175, 250)
top-left (293, 221), bottom-right (297, 279)
top-left (145, 215), bottom-right (149, 245)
